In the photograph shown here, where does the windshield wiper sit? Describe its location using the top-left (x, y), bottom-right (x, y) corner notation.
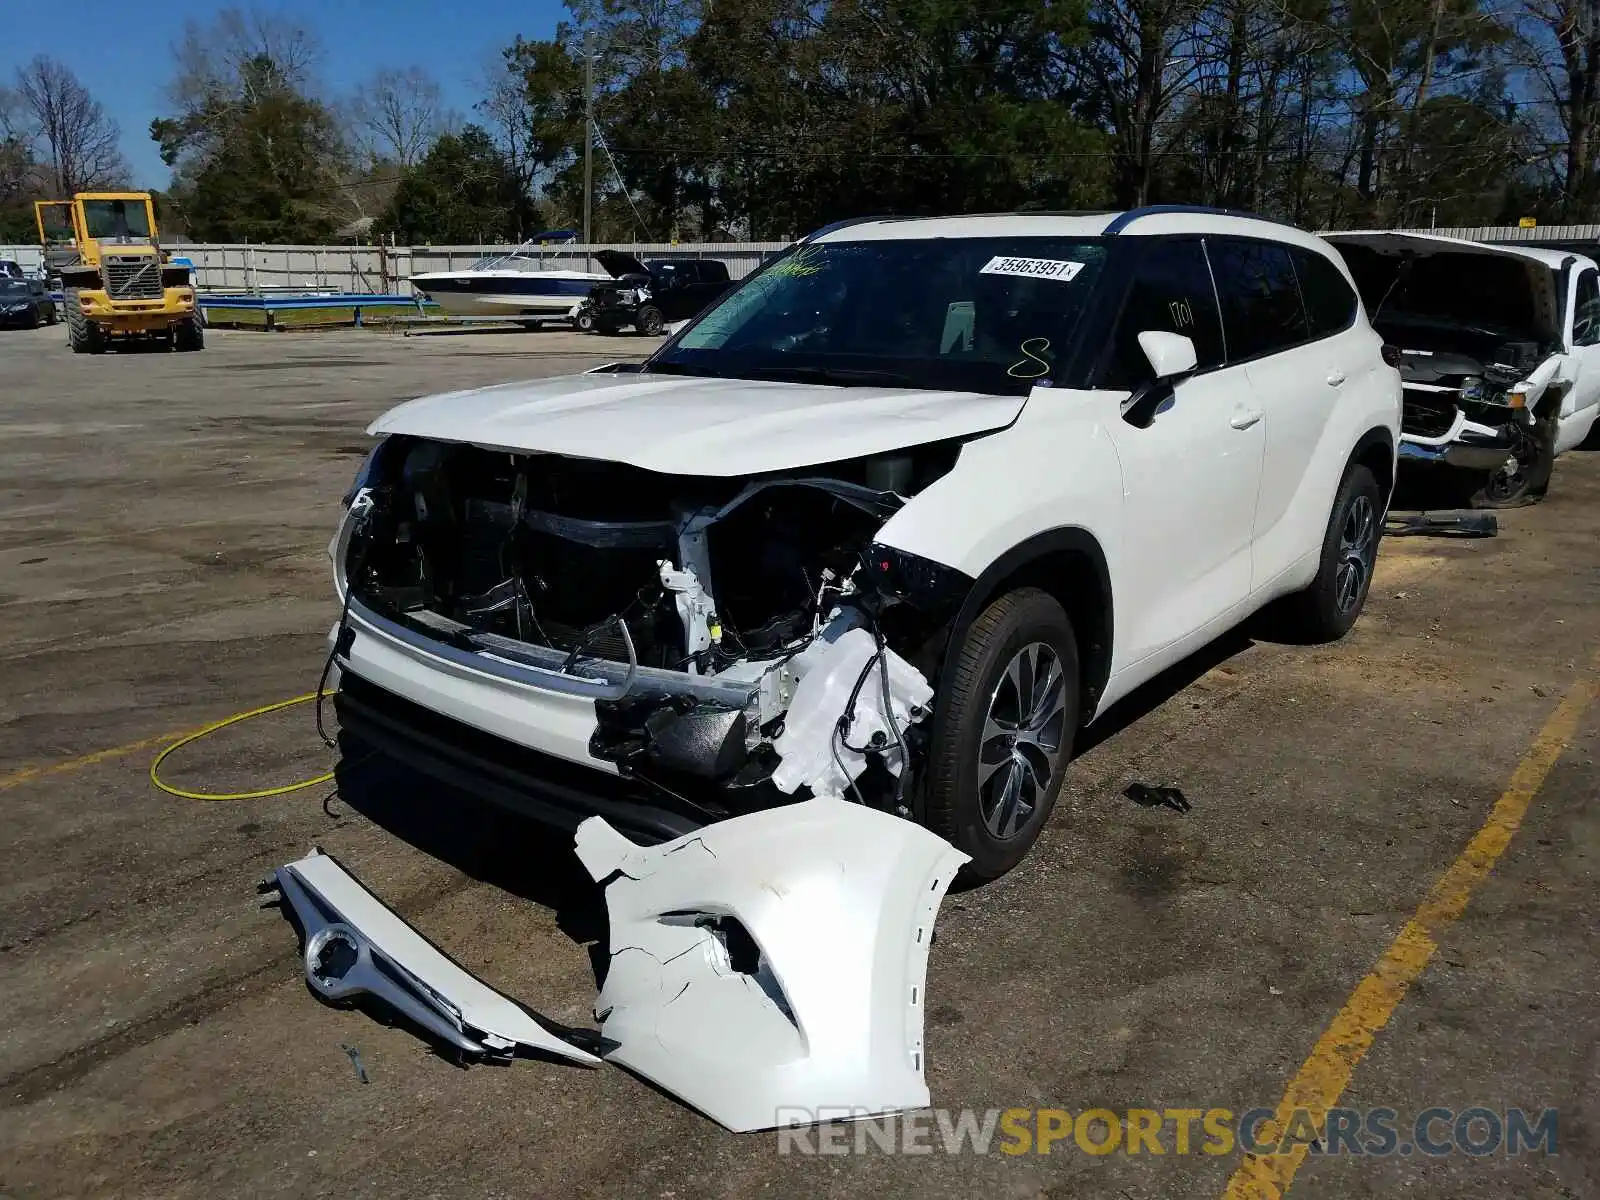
top-left (645, 361), bottom-right (727, 379)
top-left (738, 364), bottom-right (922, 388)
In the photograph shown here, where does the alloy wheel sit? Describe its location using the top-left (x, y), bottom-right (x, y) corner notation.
top-left (1335, 493), bottom-right (1377, 614)
top-left (977, 642), bottom-right (1069, 840)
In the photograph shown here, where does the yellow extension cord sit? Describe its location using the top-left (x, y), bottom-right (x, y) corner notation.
top-left (148, 691), bottom-right (337, 801)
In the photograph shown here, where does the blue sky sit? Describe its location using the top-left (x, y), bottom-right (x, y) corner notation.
top-left (0, 1), bottom-right (568, 187)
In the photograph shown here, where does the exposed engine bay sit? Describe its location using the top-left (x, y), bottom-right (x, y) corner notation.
top-left (340, 435), bottom-right (971, 821)
top-left (1333, 239), bottom-right (1561, 448)
top-left (1379, 314), bottom-right (1551, 438)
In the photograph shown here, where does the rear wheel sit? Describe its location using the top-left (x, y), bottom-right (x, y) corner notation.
top-left (923, 588), bottom-right (1080, 881)
top-left (1279, 463), bottom-right (1381, 642)
top-left (43, 299), bottom-right (58, 325)
top-left (574, 309), bottom-right (596, 332)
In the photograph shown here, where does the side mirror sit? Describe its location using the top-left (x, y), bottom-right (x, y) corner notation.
top-left (1123, 331), bottom-right (1198, 429)
top-left (1139, 331), bottom-right (1198, 379)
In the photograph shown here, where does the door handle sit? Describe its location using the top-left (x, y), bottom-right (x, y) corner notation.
top-left (1326, 370), bottom-right (1347, 386)
top-left (1230, 407), bottom-right (1263, 430)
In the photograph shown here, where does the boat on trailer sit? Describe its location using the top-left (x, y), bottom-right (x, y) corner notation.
top-left (408, 238), bottom-right (610, 320)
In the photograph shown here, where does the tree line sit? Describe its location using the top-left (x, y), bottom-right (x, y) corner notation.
top-left (4, 2), bottom-right (1599, 246)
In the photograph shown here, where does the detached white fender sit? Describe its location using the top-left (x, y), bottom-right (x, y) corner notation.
top-left (575, 799), bottom-right (969, 1132)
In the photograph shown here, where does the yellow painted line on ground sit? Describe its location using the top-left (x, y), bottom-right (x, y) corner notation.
top-left (0, 695), bottom-right (312, 794)
top-left (1222, 667), bottom-right (1598, 1199)
top-left (0, 727), bottom-right (204, 793)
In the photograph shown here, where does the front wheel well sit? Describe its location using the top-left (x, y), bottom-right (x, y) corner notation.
top-left (950, 533), bottom-right (1114, 721)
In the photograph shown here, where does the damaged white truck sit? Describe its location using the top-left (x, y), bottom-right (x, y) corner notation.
top-left (326, 209), bottom-right (1401, 881)
top-left (1326, 232), bottom-right (1600, 507)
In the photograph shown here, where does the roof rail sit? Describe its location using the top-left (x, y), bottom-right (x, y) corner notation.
top-left (800, 215), bottom-right (897, 243)
top-left (1103, 205), bottom-right (1295, 235)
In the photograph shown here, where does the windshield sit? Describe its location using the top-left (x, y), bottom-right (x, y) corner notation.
top-left (0, 278), bottom-right (29, 295)
top-left (81, 199), bottom-right (153, 241)
top-left (652, 237), bottom-right (1110, 395)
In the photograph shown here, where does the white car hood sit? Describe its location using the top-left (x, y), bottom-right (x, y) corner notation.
top-left (1321, 230), bottom-right (1566, 271)
top-left (367, 372), bottom-right (1027, 476)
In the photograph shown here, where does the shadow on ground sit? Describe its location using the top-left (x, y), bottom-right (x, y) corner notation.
top-left (331, 740), bottom-right (608, 951)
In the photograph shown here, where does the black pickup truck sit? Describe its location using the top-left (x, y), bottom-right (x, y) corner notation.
top-left (576, 252), bottom-right (732, 336)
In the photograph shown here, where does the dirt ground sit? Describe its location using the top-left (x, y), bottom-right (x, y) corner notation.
top-left (1, 323), bottom-right (1596, 1200)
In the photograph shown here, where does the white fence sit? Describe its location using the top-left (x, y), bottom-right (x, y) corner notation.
top-left (0, 241), bottom-right (790, 296)
top-left (6, 223), bottom-right (1598, 296)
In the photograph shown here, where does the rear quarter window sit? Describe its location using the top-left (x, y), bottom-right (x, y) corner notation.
top-left (1295, 249), bottom-right (1359, 338)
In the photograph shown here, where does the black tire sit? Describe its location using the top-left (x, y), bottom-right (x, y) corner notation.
top-left (1279, 463), bottom-right (1382, 642)
top-left (66, 297), bottom-right (102, 354)
top-left (574, 309), bottom-right (596, 332)
top-left (636, 305), bottom-right (665, 336)
top-left (1470, 418), bottom-right (1554, 508)
top-left (44, 300), bottom-right (58, 325)
top-left (923, 587), bottom-right (1080, 881)
top-left (174, 316), bottom-right (204, 352)
top-left (27, 305), bottom-right (41, 329)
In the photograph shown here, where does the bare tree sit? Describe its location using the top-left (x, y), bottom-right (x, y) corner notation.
top-left (476, 50), bottom-right (543, 202)
top-left (348, 66), bottom-right (451, 167)
top-left (13, 57), bottom-right (127, 194)
top-left (1074, 0), bottom-right (1209, 206)
top-left (0, 84), bottom-right (40, 206)
top-left (1518, 0), bottom-right (1600, 213)
top-left (170, 7), bottom-right (321, 110)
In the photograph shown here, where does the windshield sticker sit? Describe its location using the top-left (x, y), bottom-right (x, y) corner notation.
top-left (1007, 337), bottom-right (1054, 379)
top-left (980, 256), bottom-right (1086, 282)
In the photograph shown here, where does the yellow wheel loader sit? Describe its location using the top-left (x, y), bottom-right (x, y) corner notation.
top-left (35, 193), bottom-right (203, 353)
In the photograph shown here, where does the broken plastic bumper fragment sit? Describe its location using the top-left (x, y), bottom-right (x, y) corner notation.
top-left (574, 799), bottom-right (969, 1132)
top-left (270, 850), bottom-right (599, 1066)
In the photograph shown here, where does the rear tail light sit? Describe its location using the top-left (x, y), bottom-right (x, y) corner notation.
top-left (1380, 344), bottom-right (1402, 368)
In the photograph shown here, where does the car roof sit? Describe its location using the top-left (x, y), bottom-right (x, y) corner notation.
top-left (1323, 230), bottom-right (1595, 272)
top-left (807, 208), bottom-right (1338, 256)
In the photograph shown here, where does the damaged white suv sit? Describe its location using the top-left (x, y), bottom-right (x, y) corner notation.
top-left (329, 208), bottom-right (1400, 879)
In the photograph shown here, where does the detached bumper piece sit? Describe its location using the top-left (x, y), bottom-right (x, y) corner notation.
top-left (268, 800), bottom-right (969, 1133)
top-left (269, 850), bottom-right (600, 1067)
top-left (575, 799), bottom-right (969, 1132)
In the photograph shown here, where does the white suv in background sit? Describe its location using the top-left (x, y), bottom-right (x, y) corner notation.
top-left (328, 207), bottom-right (1401, 879)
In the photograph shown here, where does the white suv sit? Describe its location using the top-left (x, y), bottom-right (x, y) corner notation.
top-left (329, 208), bottom-right (1401, 879)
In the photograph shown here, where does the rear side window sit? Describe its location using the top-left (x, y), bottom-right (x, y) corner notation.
top-left (1208, 238), bottom-right (1309, 361)
top-left (700, 260), bottom-right (730, 282)
top-left (1295, 249), bottom-right (1359, 337)
top-left (1100, 238), bottom-right (1225, 388)
top-left (1574, 268), bottom-right (1600, 347)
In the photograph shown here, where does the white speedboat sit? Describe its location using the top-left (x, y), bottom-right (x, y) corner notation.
top-left (408, 242), bottom-right (610, 319)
